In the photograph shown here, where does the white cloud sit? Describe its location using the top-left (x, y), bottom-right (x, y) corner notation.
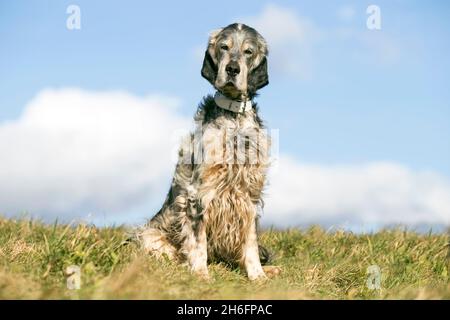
top-left (264, 156), bottom-right (450, 230)
top-left (192, 3), bottom-right (402, 80)
top-left (358, 31), bottom-right (401, 65)
top-left (337, 5), bottom-right (356, 22)
top-left (334, 27), bottom-right (401, 65)
top-left (0, 88), bottom-right (190, 222)
top-left (1, 88), bottom-right (448, 231)
top-left (192, 44), bottom-right (205, 64)
top-left (239, 4), bottom-right (321, 79)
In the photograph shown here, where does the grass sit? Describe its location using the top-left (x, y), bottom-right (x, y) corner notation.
top-left (0, 217), bottom-right (448, 299)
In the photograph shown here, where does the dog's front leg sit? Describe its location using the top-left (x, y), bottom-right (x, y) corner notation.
top-left (242, 218), bottom-right (267, 281)
top-left (181, 187), bottom-right (209, 279)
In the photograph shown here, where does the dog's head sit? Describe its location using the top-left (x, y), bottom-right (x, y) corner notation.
top-left (201, 23), bottom-right (268, 100)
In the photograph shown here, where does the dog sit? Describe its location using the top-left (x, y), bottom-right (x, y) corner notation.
top-left (140, 23), bottom-right (275, 280)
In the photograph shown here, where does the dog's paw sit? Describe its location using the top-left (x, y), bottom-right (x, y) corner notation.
top-left (192, 267), bottom-right (211, 281)
top-left (262, 265), bottom-right (282, 278)
top-left (197, 271), bottom-right (212, 282)
top-left (247, 271), bottom-right (268, 282)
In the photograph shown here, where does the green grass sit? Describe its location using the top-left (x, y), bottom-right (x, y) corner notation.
top-left (0, 217), bottom-right (448, 299)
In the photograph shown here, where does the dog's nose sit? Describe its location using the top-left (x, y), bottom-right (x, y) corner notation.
top-left (226, 61), bottom-right (240, 77)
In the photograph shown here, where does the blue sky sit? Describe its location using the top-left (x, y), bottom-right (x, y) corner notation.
top-left (0, 1), bottom-right (449, 230)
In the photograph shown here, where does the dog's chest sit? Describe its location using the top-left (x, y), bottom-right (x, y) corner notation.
top-left (189, 105), bottom-right (270, 258)
top-left (196, 111), bottom-right (269, 204)
top-left (199, 112), bottom-right (268, 167)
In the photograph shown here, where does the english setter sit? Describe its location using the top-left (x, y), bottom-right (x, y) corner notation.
top-left (140, 23), bottom-right (276, 280)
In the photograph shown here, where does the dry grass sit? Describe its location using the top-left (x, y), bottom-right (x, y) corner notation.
top-left (0, 217), bottom-right (448, 299)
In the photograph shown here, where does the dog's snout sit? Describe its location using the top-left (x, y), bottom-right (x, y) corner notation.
top-left (226, 61), bottom-right (240, 77)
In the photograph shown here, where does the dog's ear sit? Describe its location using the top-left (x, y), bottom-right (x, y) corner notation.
top-left (248, 56), bottom-right (269, 94)
top-left (201, 50), bottom-right (217, 85)
top-left (201, 28), bottom-right (222, 86)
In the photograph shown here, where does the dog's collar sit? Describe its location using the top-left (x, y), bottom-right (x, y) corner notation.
top-left (214, 91), bottom-right (253, 113)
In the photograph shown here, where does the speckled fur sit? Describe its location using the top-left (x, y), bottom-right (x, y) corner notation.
top-left (139, 24), bottom-right (271, 280)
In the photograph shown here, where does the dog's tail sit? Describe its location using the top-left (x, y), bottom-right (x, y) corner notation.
top-left (258, 245), bottom-right (273, 265)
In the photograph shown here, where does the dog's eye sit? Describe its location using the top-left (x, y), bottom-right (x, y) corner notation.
top-left (244, 49), bottom-right (253, 55)
top-left (220, 44), bottom-right (229, 51)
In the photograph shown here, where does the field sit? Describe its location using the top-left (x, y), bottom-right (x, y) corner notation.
top-left (0, 217), bottom-right (448, 299)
